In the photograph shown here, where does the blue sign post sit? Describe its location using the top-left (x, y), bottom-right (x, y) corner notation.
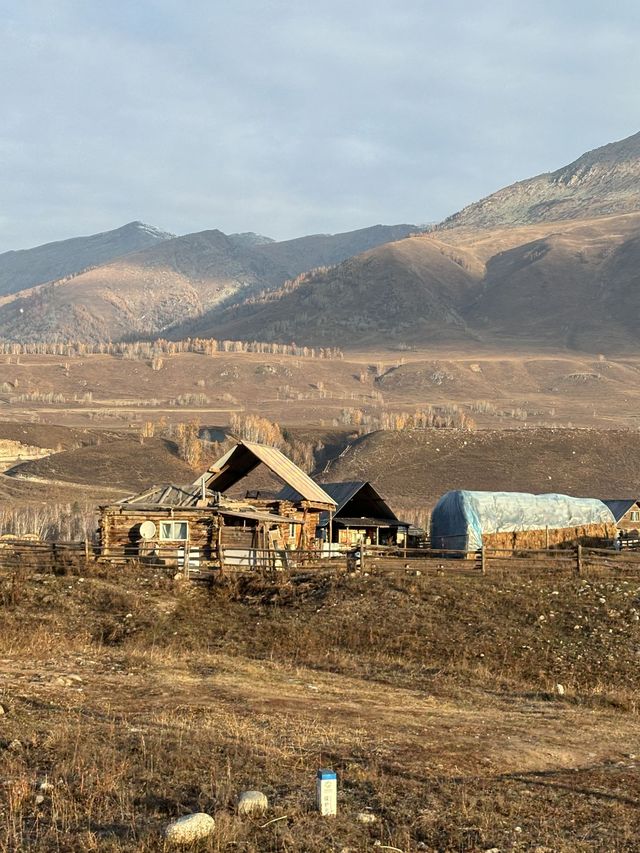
top-left (316, 769), bottom-right (337, 816)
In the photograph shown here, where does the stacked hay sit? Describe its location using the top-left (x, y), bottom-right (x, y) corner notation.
top-left (484, 522), bottom-right (617, 553)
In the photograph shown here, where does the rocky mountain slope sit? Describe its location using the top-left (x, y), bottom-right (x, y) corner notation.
top-left (0, 221), bottom-right (173, 298)
top-left (0, 224), bottom-right (416, 343)
top-left (440, 129), bottom-right (640, 230)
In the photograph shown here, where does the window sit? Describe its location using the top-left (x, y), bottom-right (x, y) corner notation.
top-left (159, 520), bottom-right (188, 540)
top-left (630, 511), bottom-right (640, 522)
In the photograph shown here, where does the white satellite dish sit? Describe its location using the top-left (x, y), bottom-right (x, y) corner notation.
top-left (139, 520), bottom-right (157, 540)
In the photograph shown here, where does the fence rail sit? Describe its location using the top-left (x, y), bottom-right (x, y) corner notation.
top-left (2, 539), bottom-right (640, 580)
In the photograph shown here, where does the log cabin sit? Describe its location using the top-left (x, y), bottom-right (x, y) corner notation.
top-left (97, 440), bottom-right (336, 571)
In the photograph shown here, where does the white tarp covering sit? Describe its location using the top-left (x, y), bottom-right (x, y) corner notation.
top-left (430, 490), bottom-right (616, 551)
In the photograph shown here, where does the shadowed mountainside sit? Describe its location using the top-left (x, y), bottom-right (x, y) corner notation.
top-left (192, 212), bottom-right (640, 352)
top-left (0, 224), bottom-right (416, 343)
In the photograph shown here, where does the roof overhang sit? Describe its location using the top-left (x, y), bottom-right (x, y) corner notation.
top-left (197, 441), bottom-right (337, 509)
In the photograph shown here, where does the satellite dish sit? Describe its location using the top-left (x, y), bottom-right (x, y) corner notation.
top-left (139, 520), bottom-right (157, 540)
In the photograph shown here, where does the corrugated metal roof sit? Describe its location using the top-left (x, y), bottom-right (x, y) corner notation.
top-left (279, 480), bottom-right (366, 512)
top-left (221, 509), bottom-right (303, 524)
top-left (199, 441), bottom-right (336, 508)
top-left (118, 484), bottom-right (207, 507)
top-left (602, 499), bottom-right (639, 521)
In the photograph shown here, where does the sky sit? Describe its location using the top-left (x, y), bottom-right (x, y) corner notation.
top-left (2, 0), bottom-right (640, 252)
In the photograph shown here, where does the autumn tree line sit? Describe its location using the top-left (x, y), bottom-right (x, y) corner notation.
top-left (0, 338), bottom-right (343, 360)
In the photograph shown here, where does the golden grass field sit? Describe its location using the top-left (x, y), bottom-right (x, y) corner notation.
top-left (1, 565), bottom-right (639, 851)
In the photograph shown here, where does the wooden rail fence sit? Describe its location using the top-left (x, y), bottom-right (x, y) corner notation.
top-left (1, 539), bottom-right (640, 580)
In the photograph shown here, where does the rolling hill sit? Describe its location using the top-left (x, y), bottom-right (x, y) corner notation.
top-left (0, 224), bottom-right (416, 343)
top-left (194, 211), bottom-right (640, 352)
top-left (322, 428), bottom-right (640, 510)
top-left (0, 221), bottom-right (173, 298)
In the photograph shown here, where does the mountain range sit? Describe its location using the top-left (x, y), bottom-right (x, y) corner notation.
top-left (0, 224), bottom-right (415, 343)
top-left (3, 129), bottom-right (640, 351)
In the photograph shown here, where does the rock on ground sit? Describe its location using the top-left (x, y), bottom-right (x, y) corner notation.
top-left (237, 790), bottom-right (268, 815)
top-left (356, 811), bottom-right (377, 824)
top-left (164, 812), bottom-right (215, 845)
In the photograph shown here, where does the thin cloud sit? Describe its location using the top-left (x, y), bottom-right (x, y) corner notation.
top-left (1, 0), bottom-right (640, 250)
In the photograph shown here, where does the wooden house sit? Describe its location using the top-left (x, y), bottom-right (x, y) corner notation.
top-left (602, 500), bottom-right (640, 538)
top-left (97, 440), bottom-right (336, 571)
top-left (278, 480), bottom-right (410, 547)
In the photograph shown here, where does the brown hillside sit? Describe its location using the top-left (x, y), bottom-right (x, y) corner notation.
top-left (0, 221), bottom-right (172, 298)
top-left (321, 428), bottom-right (640, 510)
top-left (7, 436), bottom-right (197, 492)
top-left (195, 236), bottom-right (482, 345)
top-left (0, 225), bottom-right (415, 343)
top-left (200, 212), bottom-right (640, 353)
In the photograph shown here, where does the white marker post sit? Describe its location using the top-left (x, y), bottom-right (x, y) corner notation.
top-left (316, 769), bottom-right (337, 816)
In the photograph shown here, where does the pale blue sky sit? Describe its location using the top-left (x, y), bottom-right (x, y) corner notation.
top-left (1, 0), bottom-right (640, 250)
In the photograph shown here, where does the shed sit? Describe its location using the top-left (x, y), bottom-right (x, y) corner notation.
top-left (279, 480), bottom-right (409, 546)
top-left (430, 490), bottom-right (617, 552)
top-left (602, 500), bottom-right (640, 537)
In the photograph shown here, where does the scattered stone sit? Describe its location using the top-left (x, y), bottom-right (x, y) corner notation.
top-left (35, 794), bottom-right (45, 806)
top-left (237, 790), bottom-right (268, 815)
top-left (67, 674), bottom-right (83, 683)
top-left (165, 813), bottom-right (215, 845)
top-left (38, 780), bottom-right (54, 793)
top-left (8, 740), bottom-right (22, 752)
top-left (356, 811), bottom-right (377, 824)
top-left (0, 704), bottom-right (5, 715)
top-left (555, 684), bottom-right (565, 696)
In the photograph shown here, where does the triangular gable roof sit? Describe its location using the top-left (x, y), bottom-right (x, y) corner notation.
top-left (602, 499), bottom-right (639, 521)
top-left (198, 441), bottom-right (336, 508)
top-left (278, 480), bottom-right (400, 525)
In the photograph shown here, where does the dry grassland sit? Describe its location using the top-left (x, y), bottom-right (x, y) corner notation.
top-left (1, 567), bottom-right (639, 851)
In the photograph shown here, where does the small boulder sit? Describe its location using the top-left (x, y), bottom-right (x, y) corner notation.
top-left (356, 811), bottom-right (377, 824)
top-left (555, 684), bottom-right (565, 696)
top-left (165, 813), bottom-right (215, 845)
top-left (237, 790), bottom-right (268, 815)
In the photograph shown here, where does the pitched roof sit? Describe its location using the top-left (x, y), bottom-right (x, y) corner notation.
top-left (199, 441), bottom-right (336, 508)
top-left (602, 499), bottom-right (639, 521)
top-left (279, 480), bottom-right (406, 527)
top-left (278, 480), bottom-right (366, 511)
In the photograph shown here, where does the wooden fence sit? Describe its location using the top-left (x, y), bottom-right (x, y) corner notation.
top-left (2, 539), bottom-right (640, 580)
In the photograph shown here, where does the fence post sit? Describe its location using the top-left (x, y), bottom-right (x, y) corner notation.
top-left (576, 544), bottom-right (583, 576)
top-left (480, 546), bottom-right (486, 575)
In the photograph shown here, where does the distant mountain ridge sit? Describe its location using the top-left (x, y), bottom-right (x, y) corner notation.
top-left (0, 223), bottom-right (417, 343)
top-left (440, 130), bottom-right (640, 230)
top-left (0, 221), bottom-right (174, 298)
